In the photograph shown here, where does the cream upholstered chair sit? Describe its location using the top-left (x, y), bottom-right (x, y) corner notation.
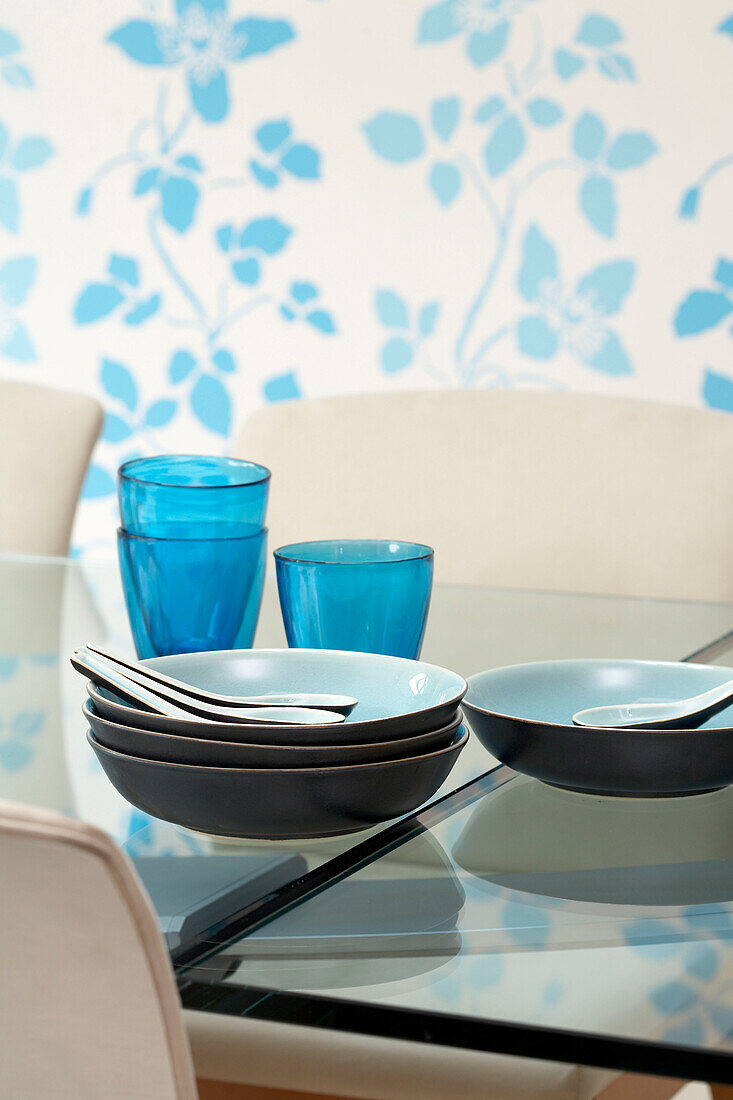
top-left (0, 378), bottom-right (103, 556)
top-left (235, 391), bottom-right (733, 601)
top-left (0, 799), bottom-right (197, 1100)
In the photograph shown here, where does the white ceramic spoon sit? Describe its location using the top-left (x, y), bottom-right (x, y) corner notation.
top-left (71, 651), bottom-right (345, 726)
top-left (572, 676), bottom-right (733, 729)
top-left (85, 643), bottom-right (357, 716)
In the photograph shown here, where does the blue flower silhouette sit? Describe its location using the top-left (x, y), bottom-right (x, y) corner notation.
top-left (515, 225), bottom-right (635, 375)
top-left (418, 0), bottom-right (532, 68)
top-left (108, 0), bottom-right (295, 123)
top-left (0, 254), bottom-right (36, 361)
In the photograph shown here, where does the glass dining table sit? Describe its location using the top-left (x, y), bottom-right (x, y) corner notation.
top-left (3, 552), bottom-right (733, 1092)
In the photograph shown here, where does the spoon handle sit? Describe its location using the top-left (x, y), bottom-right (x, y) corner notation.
top-left (573, 674), bottom-right (733, 729)
top-left (84, 643), bottom-right (357, 714)
top-left (72, 651), bottom-right (344, 725)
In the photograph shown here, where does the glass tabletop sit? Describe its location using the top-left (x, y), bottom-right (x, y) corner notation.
top-left (2, 552), bottom-right (733, 1083)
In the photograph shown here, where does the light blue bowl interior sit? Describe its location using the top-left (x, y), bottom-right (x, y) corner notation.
top-left (465, 659), bottom-right (733, 729)
top-left (127, 648), bottom-right (466, 722)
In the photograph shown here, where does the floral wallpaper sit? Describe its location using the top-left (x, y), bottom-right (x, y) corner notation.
top-left (0, 0), bottom-right (731, 555)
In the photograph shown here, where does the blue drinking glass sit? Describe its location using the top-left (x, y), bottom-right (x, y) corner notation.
top-left (274, 540), bottom-right (434, 659)
top-left (118, 455), bottom-right (270, 537)
top-left (118, 526), bottom-right (267, 658)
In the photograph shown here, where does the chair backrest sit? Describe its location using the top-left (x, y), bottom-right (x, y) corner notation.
top-left (0, 799), bottom-right (198, 1100)
top-left (0, 379), bottom-right (103, 556)
top-left (235, 390), bottom-right (733, 601)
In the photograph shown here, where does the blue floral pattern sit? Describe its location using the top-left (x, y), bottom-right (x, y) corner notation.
top-left (108, 0), bottom-right (295, 123)
top-left (516, 226), bottom-right (635, 374)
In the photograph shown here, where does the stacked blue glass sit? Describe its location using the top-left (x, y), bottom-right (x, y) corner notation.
top-left (117, 455), bottom-right (270, 658)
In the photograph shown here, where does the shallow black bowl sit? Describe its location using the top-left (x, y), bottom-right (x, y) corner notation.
top-left (463, 659), bottom-right (733, 797)
top-left (84, 699), bottom-right (462, 768)
top-left (87, 727), bottom-right (468, 839)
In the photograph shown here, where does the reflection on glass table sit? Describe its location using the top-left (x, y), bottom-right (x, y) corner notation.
top-left (2, 553), bottom-right (733, 1083)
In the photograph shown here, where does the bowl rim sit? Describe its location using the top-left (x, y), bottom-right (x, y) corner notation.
top-left (118, 454), bottom-right (271, 490)
top-left (87, 726), bottom-right (468, 775)
top-left (83, 697), bottom-right (464, 754)
top-left (273, 539), bottom-right (434, 566)
top-left (463, 657), bottom-right (733, 736)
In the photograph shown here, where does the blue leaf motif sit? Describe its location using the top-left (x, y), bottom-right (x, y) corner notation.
top-left (239, 216), bottom-right (291, 254)
top-left (719, 14), bottom-right (733, 36)
top-left (650, 981), bottom-right (698, 1017)
top-left (431, 96), bottom-right (460, 142)
top-left (175, 153), bottom-right (203, 172)
top-left (101, 358), bottom-right (138, 411)
top-left (280, 143), bottom-right (320, 179)
top-left (580, 174), bottom-right (617, 237)
top-left (108, 254), bottom-right (139, 287)
top-left (216, 224), bottom-right (233, 252)
top-left (161, 174), bottom-right (199, 233)
top-left (102, 413), bottom-right (133, 443)
top-left (306, 309), bottom-right (336, 335)
top-left (586, 330), bottom-right (632, 375)
top-left (2, 62), bottom-right (33, 89)
top-left (467, 21), bottom-right (509, 67)
top-left (418, 302), bottom-right (439, 337)
top-left (188, 67), bottom-right (228, 124)
top-left (483, 113), bottom-right (525, 177)
top-left (679, 187), bottom-right (700, 219)
top-left (231, 17), bottom-right (295, 62)
top-left (474, 95), bottom-right (505, 123)
top-left (0, 255), bottom-right (36, 306)
top-left (517, 316), bottom-right (559, 359)
top-left (363, 112), bottom-right (425, 164)
top-left (429, 161), bottom-right (462, 206)
top-left (134, 167), bottom-right (160, 195)
top-left (232, 257), bottom-right (260, 285)
top-left (107, 21), bottom-right (170, 65)
top-left (76, 186), bottom-right (93, 214)
top-left (554, 48), bottom-right (585, 80)
top-left (212, 348), bottom-right (236, 373)
top-left (263, 370), bottom-right (301, 402)
top-left (573, 112), bottom-right (606, 161)
top-left (11, 136), bottom-right (53, 171)
top-left (83, 463), bottom-right (116, 499)
top-left (124, 293), bottom-right (161, 325)
top-left (674, 290), bottom-right (733, 336)
top-left (144, 399), bottom-right (177, 428)
top-left (169, 350), bottom-right (196, 384)
top-left (255, 119), bottom-right (291, 152)
top-left (526, 98), bottom-right (564, 128)
top-left (606, 132), bottom-right (657, 170)
top-left (291, 282), bottom-right (318, 304)
top-left (375, 290), bottom-right (409, 329)
top-left (575, 14), bottom-right (623, 47)
top-left (190, 373), bottom-right (231, 436)
top-left (250, 160), bottom-right (279, 188)
top-left (597, 53), bottom-right (635, 81)
top-left (74, 283), bottom-right (125, 324)
top-left (417, 0), bottom-right (459, 43)
top-left (0, 27), bottom-right (21, 56)
top-left (381, 336), bottom-right (413, 373)
top-left (0, 319), bottom-right (35, 361)
top-left (517, 226), bottom-right (558, 302)
top-left (576, 261), bottom-right (635, 315)
top-left (0, 741), bottom-right (33, 772)
top-left (0, 176), bottom-right (20, 233)
top-left (715, 259), bottom-right (733, 287)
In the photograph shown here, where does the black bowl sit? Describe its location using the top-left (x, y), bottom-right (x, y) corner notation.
top-left (463, 659), bottom-right (733, 797)
top-left (87, 727), bottom-right (469, 839)
top-left (84, 698), bottom-right (462, 768)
